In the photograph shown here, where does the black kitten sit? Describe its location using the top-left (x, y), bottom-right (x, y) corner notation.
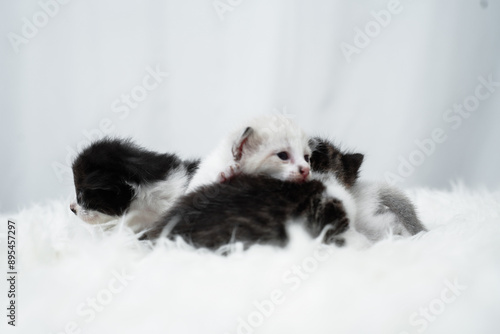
top-left (140, 142), bottom-right (363, 250)
top-left (71, 138), bottom-right (199, 230)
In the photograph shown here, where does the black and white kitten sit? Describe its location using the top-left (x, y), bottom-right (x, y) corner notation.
top-left (71, 138), bottom-right (199, 230)
top-left (140, 144), bottom-right (364, 249)
top-left (310, 137), bottom-right (427, 242)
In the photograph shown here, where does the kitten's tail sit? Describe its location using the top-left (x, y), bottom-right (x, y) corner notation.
top-left (377, 185), bottom-right (427, 235)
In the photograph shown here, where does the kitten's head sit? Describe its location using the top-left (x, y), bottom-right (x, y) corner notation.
top-left (231, 115), bottom-right (311, 182)
top-left (70, 139), bottom-right (137, 224)
top-left (308, 137), bottom-right (364, 188)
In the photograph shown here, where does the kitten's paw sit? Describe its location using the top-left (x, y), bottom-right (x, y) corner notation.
top-left (323, 233), bottom-right (345, 247)
top-left (218, 164), bottom-right (241, 183)
top-left (321, 198), bottom-right (350, 235)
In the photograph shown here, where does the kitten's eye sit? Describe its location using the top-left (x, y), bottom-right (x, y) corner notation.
top-left (304, 155), bottom-right (310, 163)
top-left (277, 152), bottom-right (289, 160)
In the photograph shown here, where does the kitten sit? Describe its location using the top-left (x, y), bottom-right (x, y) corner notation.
top-left (186, 114), bottom-right (312, 192)
top-left (309, 137), bottom-right (427, 242)
top-left (71, 138), bottom-right (199, 230)
top-left (140, 143), bottom-right (364, 250)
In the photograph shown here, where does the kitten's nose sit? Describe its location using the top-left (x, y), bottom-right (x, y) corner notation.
top-left (299, 166), bottom-right (310, 179)
top-left (70, 203), bottom-right (77, 215)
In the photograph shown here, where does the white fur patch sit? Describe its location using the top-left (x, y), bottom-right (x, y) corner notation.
top-left (72, 203), bottom-right (118, 225)
top-left (126, 168), bottom-right (192, 231)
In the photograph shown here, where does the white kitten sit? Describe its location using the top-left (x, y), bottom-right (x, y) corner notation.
top-left (187, 115), bottom-right (312, 192)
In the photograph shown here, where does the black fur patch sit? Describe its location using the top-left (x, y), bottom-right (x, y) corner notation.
top-left (72, 138), bottom-right (199, 216)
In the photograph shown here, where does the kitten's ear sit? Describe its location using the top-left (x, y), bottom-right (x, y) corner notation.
top-left (309, 137), bottom-right (336, 172)
top-left (341, 153), bottom-right (364, 187)
top-left (308, 137), bottom-right (321, 151)
top-left (232, 127), bottom-right (255, 161)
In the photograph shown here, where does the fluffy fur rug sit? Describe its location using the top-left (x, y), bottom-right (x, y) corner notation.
top-left (1, 184), bottom-right (500, 334)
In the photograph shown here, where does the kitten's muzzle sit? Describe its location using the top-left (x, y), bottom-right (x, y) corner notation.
top-left (299, 166), bottom-right (310, 179)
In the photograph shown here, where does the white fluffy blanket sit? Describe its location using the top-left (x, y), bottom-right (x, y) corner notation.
top-left (1, 185), bottom-right (500, 334)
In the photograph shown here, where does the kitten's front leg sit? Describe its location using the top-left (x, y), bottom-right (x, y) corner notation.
top-left (321, 175), bottom-right (357, 224)
top-left (316, 197), bottom-right (350, 246)
top-left (311, 174), bottom-right (370, 247)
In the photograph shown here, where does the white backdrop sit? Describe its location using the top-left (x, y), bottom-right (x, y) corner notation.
top-left (1, 0), bottom-right (499, 213)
